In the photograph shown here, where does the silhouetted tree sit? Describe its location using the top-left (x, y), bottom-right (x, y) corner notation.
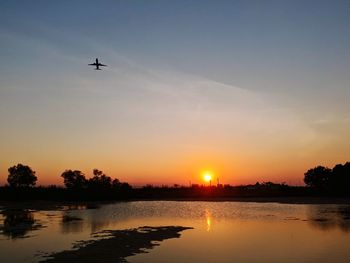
top-left (119, 182), bottom-right (132, 191)
top-left (111, 177), bottom-right (131, 190)
top-left (88, 169), bottom-right (112, 190)
top-left (61, 170), bottom-right (87, 189)
top-left (304, 166), bottom-right (331, 189)
top-left (112, 178), bottom-right (121, 188)
top-left (330, 162), bottom-right (350, 192)
top-left (7, 164), bottom-right (37, 187)
top-left (304, 162), bottom-right (350, 194)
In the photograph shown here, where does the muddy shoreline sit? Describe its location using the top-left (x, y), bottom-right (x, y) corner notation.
top-left (39, 226), bottom-right (193, 263)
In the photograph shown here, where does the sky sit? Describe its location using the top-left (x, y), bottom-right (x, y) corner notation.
top-left (1, 0), bottom-right (350, 186)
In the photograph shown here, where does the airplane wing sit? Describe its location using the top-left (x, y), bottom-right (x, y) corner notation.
top-left (89, 63), bottom-right (97, 66)
top-left (99, 63), bottom-right (107, 67)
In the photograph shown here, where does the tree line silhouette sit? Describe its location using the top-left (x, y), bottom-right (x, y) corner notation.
top-left (1, 161), bottom-right (350, 201)
top-left (5, 164), bottom-right (131, 191)
top-left (2, 163), bottom-right (132, 201)
top-left (304, 162), bottom-right (350, 194)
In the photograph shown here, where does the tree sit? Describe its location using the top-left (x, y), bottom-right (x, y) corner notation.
top-left (88, 169), bottom-right (112, 190)
top-left (304, 166), bottom-right (332, 189)
top-left (7, 164), bottom-right (37, 187)
top-left (119, 182), bottom-right (132, 191)
top-left (330, 162), bottom-right (350, 192)
top-left (112, 178), bottom-right (121, 188)
top-left (112, 178), bottom-right (132, 191)
top-left (61, 170), bottom-right (87, 189)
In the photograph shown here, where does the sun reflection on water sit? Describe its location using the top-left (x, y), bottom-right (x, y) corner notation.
top-left (205, 210), bottom-right (212, 232)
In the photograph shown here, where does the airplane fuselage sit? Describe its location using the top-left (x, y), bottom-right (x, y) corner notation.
top-left (89, 58), bottom-right (107, 70)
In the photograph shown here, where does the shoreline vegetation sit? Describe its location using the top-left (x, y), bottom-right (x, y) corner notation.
top-left (1, 162), bottom-right (350, 203)
top-left (1, 196), bottom-right (350, 208)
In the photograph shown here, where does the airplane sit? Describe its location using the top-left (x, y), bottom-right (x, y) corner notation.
top-left (89, 58), bottom-right (107, 70)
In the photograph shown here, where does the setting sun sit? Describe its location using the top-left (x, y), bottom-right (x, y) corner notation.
top-left (203, 172), bottom-right (213, 183)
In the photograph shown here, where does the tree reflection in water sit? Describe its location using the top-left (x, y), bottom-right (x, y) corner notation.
top-left (61, 213), bottom-right (84, 234)
top-left (308, 205), bottom-right (350, 232)
top-left (0, 209), bottom-right (42, 239)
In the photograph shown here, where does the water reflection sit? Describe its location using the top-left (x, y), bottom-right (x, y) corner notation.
top-left (2, 202), bottom-right (350, 263)
top-left (61, 214), bottom-right (84, 234)
top-left (61, 205), bottom-right (87, 211)
top-left (60, 204), bottom-right (99, 211)
top-left (0, 209), bottom-right (42, 239)
top-left (60, 208), bottom-right (115, 234)
top-left (205, 209), bottom-right (212, 232)
top-left (307, 205), bottom-right (350, 232)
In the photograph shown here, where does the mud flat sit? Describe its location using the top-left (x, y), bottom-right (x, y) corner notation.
top-left (40, 226), bottom-right (193, 263)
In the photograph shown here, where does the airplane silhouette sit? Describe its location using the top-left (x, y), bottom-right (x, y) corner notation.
top-left (89, 58), bottom-right (107, 70)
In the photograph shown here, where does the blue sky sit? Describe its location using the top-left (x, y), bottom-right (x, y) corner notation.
top-left (2, 1), bottom-right (350, 97)
top-left (1, 0), bottom-right (350, 185)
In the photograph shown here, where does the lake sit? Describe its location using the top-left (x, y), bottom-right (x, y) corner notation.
top-left (1, 201), bottom-right (350, 263)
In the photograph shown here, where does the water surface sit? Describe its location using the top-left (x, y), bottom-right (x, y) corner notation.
top-left (1, 201), bottom-right (350, 263)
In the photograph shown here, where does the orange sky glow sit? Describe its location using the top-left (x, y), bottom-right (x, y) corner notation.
top-left (1, 2), bottom-right (350, 187)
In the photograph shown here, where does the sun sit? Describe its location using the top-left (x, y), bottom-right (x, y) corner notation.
top-left (203, 171), bottom-right (213, 183)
